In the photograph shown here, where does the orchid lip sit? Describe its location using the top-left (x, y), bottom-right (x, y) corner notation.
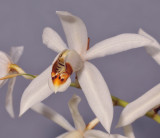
top-left (49, 49), bottom-right (84, 92)
top-left (51, 50), bottom-right (73, 88)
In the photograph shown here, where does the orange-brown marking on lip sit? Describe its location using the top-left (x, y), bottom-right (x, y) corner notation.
top-left (51, 59), bottom-right (73, 86)
top-left (65, 62), bottom-right (73, 75)
top-left (87, 37), bottom-right (90, 50)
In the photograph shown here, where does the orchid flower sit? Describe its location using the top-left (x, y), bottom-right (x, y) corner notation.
top-left (31, 94), bottom-right (127, 138)
top-left (117, 29), bottom-right (160, 127)
top-left (0, 46), bottom-right (24, 118)
top-left (19, 11), bottom-right (158, 133)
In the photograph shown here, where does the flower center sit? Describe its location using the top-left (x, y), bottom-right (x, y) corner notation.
top-left (51, 50), bottom-right (73, 86)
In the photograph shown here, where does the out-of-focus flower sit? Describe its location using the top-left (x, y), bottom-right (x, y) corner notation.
top-left (117, 29), bottom-right (160, 127)
top-left (31, 94), bottom-right (127, 138)
top-left (0, 46), bottom-right (24, 118)
top-left (20, 11), bottom-right (158, 133)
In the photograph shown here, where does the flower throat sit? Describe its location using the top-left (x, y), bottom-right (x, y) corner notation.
top-left (51, 50), bottom-right (73, 86)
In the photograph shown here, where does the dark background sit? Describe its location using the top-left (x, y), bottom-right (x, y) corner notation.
top-left (0, 0), bottom-right (160, 137)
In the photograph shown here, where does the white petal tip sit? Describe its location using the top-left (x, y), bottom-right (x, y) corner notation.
top-left (42, 27), bottom-right (53, 44)
top-left (56, 11), bottom-right (74, 20)
top-left (6, 109), bottom-right (15, 118)
top-left (56, 11), bottom-right (62, 13)
top-left (56, 11), bottom-right (69, 15)
top-left (6, 108), bottom-right (15, 118)
top-left (138, 28), bottom-right (144, 34)
top-left (19, 109), bottom-right (25, 117)
top-left (43, 27), bottom-right (52, 34)
top-left (43, 27), bottom-right (50, 34)
top-left (19, 105), bottom-right (29, 117)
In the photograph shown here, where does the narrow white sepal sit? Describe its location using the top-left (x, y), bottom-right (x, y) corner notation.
top-left (77, 61), bottom-right (113, 133)
top-left (84, 130), bottom-right (127, 138)
top-left (138, 28), bottom-right (160, 65)
top-left (85, 33), bottom-right (157, 60)
top-left (43, 27), bottom-right (67, 53)
top-left (68, 94), bottom-right (86, 131)
top-left (123, 125), bottom-right (135, 138)
top-left (19, 65), bottom-right (53, 116)
top-left (117, 83), bottom-right (160, 127)
top-left (5, 78), bottom-right (16, 118)
top-left (10, 46), bottom-right (24, 63)
top-left (31, 102), bottom-right (75, 131)
top-left (56, 11), bottom-right (88, 56)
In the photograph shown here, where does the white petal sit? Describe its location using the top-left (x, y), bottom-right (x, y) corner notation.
top-left (0, 51), bottom-right (11, 85)
top-left (123, 125), bottom-right (135, 138)
top-left (66, 50), bottom-right (84, 72)
top-left (85, 34), bottom-right (157, 60)
top-left (62, 131), bottom-right (83, 138)
top-left (10, 46), bottom-right (24, 63)
top-left (138, 29), bottom-right (160, 65)
top-left (56, 11), bottom-right (88, 55)
top-left (5, 78), bottom-right (16, 118)
top-left (31, 102), bottom-right (74, 131)
top-left (117, 83), bottom-right (160, 127)
top-left (84, 130), bottom-right (127, 138)
top-left (68, 94), bottom-right (85, 131)
top-left (77, 61), bottom-right (113, 133)
top-left (48, 75), bottom-right (71, 93)
top-left (19, 65), bottom-right (53, 116)
top-left (56, 132), bottom-right (70, 138)
top-left (43, 27), bottom-right (67, 53)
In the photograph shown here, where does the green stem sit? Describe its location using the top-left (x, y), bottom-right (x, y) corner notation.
top-left (112, 95), bottom-right (128, 107)
top-left (9, 64), bottom-right (37, 79)
top-left (70, 83), bottom-right (160, 124)
top-left (0, 73), bottom-right (36, 80)
top-left (70, 82), bottom-right (78, 88)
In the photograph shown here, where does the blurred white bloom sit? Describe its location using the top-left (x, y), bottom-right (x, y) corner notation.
top-left (20, 11), bottom-right (158, 132)
top-left (117, 29), bottom-right (160, 127)
top-left (32, 94), bottom-right (127, 138)
top-left (0, 46), bottom-right (24, 118)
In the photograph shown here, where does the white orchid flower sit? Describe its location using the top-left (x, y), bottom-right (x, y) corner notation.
top-left (19, 11), bottom-right (158, 133)
top-left (0, 46), bottom-right (24, 118)
top-left (117, 29), bottom-right (160, 127)
top-left (31, 94), bottom-right (127, 138)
